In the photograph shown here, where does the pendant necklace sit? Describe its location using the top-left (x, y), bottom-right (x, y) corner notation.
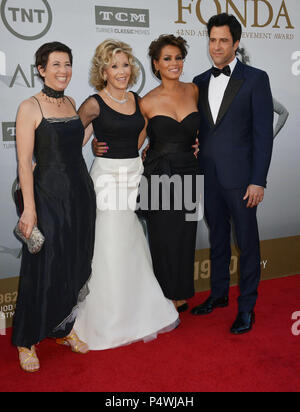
top-left (103, 88), bottom-right (128, 104)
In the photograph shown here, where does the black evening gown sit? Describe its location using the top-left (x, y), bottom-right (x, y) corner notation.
top-left (12, 112), bottom-right (96, 349)
top-left (139, 113), bottom-right (200, 300)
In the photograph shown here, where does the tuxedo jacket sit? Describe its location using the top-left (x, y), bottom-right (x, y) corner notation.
top-left (193, 59), bottom-right (274, 189)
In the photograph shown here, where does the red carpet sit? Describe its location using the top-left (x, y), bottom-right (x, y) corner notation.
top-left (1, 275), bottom-right (300, 392)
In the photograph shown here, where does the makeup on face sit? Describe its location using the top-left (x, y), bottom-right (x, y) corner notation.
top-left (155, 45), bottom-right (184, 80)
top-left (104, 52), bottom-right (131, 91)
top-left (39, 51), bottom-right (72, 91)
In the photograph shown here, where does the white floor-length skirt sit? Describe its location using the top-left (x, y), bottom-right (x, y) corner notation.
top-left (74, 157), bottom-right (179, 350)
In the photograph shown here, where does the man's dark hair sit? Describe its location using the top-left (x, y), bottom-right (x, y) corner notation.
top-left (35, 41), bottom-right (73, 82)
top-left (207, 13), bottom-right (242, 44)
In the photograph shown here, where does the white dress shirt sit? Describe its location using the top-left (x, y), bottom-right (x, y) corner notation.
top-left (208, 58), bottom-right (238, 124)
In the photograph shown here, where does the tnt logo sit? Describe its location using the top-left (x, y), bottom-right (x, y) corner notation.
top-left (2, 122), bottom-right (16, 142)
top-left (291, 51), bottom-right (300, 76)
top-left (0, 0), bottom-right (52, 40)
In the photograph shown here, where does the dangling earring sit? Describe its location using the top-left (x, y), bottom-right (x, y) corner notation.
top-left (103, 72), bottom-right (107, 83)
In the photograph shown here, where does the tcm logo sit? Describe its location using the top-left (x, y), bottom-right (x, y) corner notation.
top-left (175, 0), bottom-right (294, 29)
top-left (95, 6), bottom-right (149, 28)
top-left (0, 0), bottom-right (52, 40)
top-left (291, 51), bottom-right (300, 76)
top-left (2, 122), bottom-right (16, 142)
top-left (292, 312), bottom-right (300, 336)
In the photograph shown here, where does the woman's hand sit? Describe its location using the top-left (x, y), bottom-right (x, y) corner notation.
top-left (92, 137), bottom-right (108, 156)
top-left (19, 209), bottom-right (37, 239)
top-left (142, 144), bottom-right (150, 162)
top-left (192, 137), bottom-right (199, 158)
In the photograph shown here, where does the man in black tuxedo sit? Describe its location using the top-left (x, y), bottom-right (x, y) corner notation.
top-left (192, 13), bottom-right (274, 334)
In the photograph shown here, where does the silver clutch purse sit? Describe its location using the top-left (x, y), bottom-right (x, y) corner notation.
top-left (14, 224), bottom-right (45, 254)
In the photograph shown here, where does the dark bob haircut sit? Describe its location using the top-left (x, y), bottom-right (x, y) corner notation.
top-left (35, 41), bottom-right (73, 82)
top-left (207, 13), bottom-right (242, 44)
top-left (148, 34), bottom-right (188, 80)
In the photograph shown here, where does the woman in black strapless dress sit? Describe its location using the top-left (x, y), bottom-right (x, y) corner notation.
top-left (138, 35), bottom-right (201, 312)
top-left (12, 42), bottom-right (96, 372)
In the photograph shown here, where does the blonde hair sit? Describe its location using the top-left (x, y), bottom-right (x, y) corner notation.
top-left (89, 39), bottom-right (140, 91)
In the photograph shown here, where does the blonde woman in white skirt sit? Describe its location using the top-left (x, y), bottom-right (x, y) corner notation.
top-left (74, 39), bottom-right (179, 350)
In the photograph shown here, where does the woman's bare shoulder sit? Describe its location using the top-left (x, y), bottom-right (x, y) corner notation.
top-left (181, 82), bottom-right (199, 101)
top-left (79, 94), bottom-right (100, 113)
top-left (181, 81), bottom-right (197, 92)
top-left (66, 95), bottom-right (76, 109)
top-left (140, 87), bottom-right (161, 107)
top-left (17, 96), bottom-right (41, 118)
top-left (19, 96), bottom-right (38, 109)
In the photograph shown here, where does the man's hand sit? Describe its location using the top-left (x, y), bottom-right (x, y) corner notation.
top-left (92, 137), bottom-right (108, 157)
top-left (243, 184), bottom-right (264, 208)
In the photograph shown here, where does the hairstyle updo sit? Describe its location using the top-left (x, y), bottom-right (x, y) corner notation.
top-left (89, 39), bottom-right (140, 91)
top-left (148, 34), bottom-right (188, 80)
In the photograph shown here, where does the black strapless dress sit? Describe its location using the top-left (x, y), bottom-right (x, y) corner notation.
top-left (139, 113), bottom-right (200, 300)
top-left (12, 114), bottom-right (96, 349)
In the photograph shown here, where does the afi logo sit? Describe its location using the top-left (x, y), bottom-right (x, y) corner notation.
top-left (0, 52), bottom-right (40, 88)
top-left (95, 6), bottom-right (149, 28)
top-left (291, 312), bottom-right (300, 336)
top-left (1, 0), bottom-right (52, 40)
top-left (0, 51), bottom-right (6, 75)
top-left (291, 51), bottom-right (300, 76)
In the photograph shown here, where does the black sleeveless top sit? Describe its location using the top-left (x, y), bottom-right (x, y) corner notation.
top-left (91, 92), bottom-right (145, 159)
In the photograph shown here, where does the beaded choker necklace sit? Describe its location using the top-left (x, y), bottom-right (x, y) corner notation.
top-left (42, 84), bottom-right (65, 106)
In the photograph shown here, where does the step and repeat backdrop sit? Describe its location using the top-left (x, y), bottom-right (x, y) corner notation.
top-left (1, 0), bottom-right (300, 327)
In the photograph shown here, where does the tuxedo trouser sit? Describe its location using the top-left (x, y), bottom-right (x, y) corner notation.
top-left (204, 167), bottom-right (261, 312)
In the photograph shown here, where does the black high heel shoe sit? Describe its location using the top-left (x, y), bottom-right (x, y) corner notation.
top-left (177, 302), bottom-right (189, 313)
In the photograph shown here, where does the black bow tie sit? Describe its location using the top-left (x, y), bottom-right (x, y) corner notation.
top-left (212, 65), bottom-right (231, 78)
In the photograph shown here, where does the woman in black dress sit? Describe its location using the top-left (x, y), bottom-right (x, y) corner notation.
top-left (138, 35), bottom-right (201, 312)
top-left (12, 42), bottom-right (96, 372)
top-left (74, 39), bottom-right (179, 350)
top-left (93, 35), bottom-right (201, 313)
